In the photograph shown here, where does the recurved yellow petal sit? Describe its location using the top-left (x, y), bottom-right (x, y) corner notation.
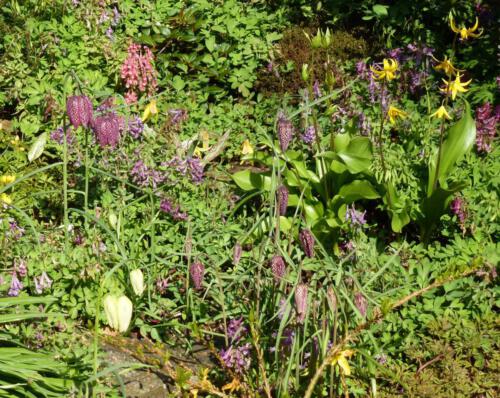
top-left (431, 105), bottom-right (452, 120)
top-left (241, 139), bottom-right (254, 155)
top-left (387, 105), bottom-right (408, 124)
top-left (222, 377), bottom-right (241, 393)
top-left (0, 175), bottom-right (16, 184)
top-left (142, 100), bottom-right (158, 122)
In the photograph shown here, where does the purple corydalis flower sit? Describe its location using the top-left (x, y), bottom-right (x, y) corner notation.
top-left (227, 318), bottom-right (247, 343)
top-left (276, 185), bottom-right (288, 216)
top-left (189, 261), bottom-right (205, 290)
top-left (451, 197), bottom-right (467, 226)
top-left (160, 199), bottom-right (187, 221)
top-left (131, 160), bottom-right (164, 188)
top-left (220, 343), bottom-right (251, 373)
top-left (168, 109), bottom-right (188, 126)
top-left (270, 255), bottom-right (286, 282)
top-left (354, 292), bottom-right (367, 317)
top-left (313, 80), bottom-right (321, 98)
top-left (345, 205), bottom-right (367, 226)
top-left (356, 60), bottom-right (369, 80)
top-left (295, 283), bottom-right (308, 323)
top-left (66, 95), bottom-right (93, 129)
top-left (299, 229), bottom-right (315, 258)
top-left (156, 278), bottom-right (168, 294)
top-left (475, 102), bottom-right (498, 153)
top-left (186, 157), bottom-right (204, 184)
top-left (8, 220), bottom-right (25, 240)
top-left (50, 127), bottom-right (74, 145)
top-left (15, 259), bottom-right (27, 278)
top-left (112, 6), bottom-right (121, 26)
top-left (92, 113), bottom-right (121, 147)
top-left (233, 243), bottom-right (242, 265)
top-left (301, 125), bottom-right (316, 144)
top-left (375, 353), bottom-right (388, 364)
top-left (34, 272), bottom-right (52, 294)
top-left (128, 116), bottom-right (144, 139)
top-left (277, 111), bottom-right (294, 152)
top-left (8, 272), bottom-right (23, 296)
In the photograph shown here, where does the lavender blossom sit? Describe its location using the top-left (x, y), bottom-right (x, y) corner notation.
top-left (34, 272), bottom-right (52, 294)
top-left (156, 278), bottom-right (168, 294)
top-left (8, 272), bottom-right (23, 296)
top-left (15, 259), bottom-right (27, 278)
top-left (356, 61), bottom-right (369, 80)
top-left (450, 197), bottom-right (467, 227)
top-left (345, 205), bottom-right (367, 226)
top-left (189, 261), bottom-right (205, 290)
top-left (186, 157), bottom-right (204, 183)
top-left (277, 111), bottom-right (294, 152)
top-left (66, 95), bottom-right (93, 129)
top-left (276, 185), bottom-right (288, 216)
top-left (105, 27), bottom-right (114, 41)
top-left (354, 292), bottom-right (367, 317)
top-left (220, 343), bottom-right (251, 373)
top-left (8, 219), bottom-right (25, 240)
top-left (270, 255), bottom-right (286, 282)
top-left (112, 7), bottom-right (121, 26)
top-left (130, 160), bottom-right (164, 188)
top-left (299, 229), bottom-right (315, 258)
top-left (295, 283), bottom-right (309, 323)
top-left (127, 116), bottom-right (144, 139)
top-left (50, 127), bottom-right (74, 145)
top-left (227, 318), bottom-right (247, 343)
top-left (357, 112), bottom-right (371, 136)
top-left (168, 109), bottom-right (188, 127)
top-left (375, 353), bottom-right (388, 364)
top-left (301, 125), bottom-right (316, 144)
top-left (313, 80), bottom-right (321, 98)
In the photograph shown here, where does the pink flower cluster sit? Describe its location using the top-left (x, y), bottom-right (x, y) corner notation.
top-left (120, 43), bottom-right (157, 104)
top-left (475, 102), bottom-right (499, 153)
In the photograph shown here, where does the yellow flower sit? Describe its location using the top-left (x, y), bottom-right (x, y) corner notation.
top-left (450, 16), bottom-right (483, 40)
top-left (10, 136), bottom-right (25, 152)
top-left (1, 193), bottom-right (12, 205)
top-left (200, 129), bottom-right (210, 151)
top-left (370, 58), bottom-right (399, 81)
top-left (222, 377), bottom-right (241, 393)
top-left (434, 55), bottom-right (460, 76)
top-left (431, 105), bottom-right (452, 120)
top-left (440, 72), bottom-right (471, 100)
top-left (387, 105), bottom-right (408, 124)
top-left (241, 139), bottom-right (254, 155)
top-left (331, 349), bottom-right (355, 376)
top-left (142, 100), bottom-right (158, 122)
top-left (0, 175), bottom-right (16, 185)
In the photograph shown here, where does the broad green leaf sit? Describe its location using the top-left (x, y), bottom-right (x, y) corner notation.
top-left (171, 75), bottom-right (186, 91)
top-left (337, 180), bottom-right (380, 203)
top-left (333, 133), bottom-right (350, 152)
top-left (232, 170), bottom-right (271, 191)
top-left (373, 4), bottom-right (389, 16)
top-left (427, 102), bottom-right (476, 196)
top-left (337, 137), bottom-right (373, 173)
top-left (205, 36), bottom-right (215, 52)
top-left (27, 133), bottom-right (47, 162)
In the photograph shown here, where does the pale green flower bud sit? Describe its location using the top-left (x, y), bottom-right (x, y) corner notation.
top-left (104, 295), bottom-right (133, 333)
top-left (130, 269), bottom-right (145, 296)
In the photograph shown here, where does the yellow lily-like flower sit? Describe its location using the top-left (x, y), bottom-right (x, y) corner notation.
top-left (440, 72), bottom-right (472, 100)
top-left (142, 99), bottom-right (158, 122)
top-left (222, 377), bottom-right (242, 393)
top-left (0, 175), bottom-right (16, 185)
top-left (434, 55), bottom-right (461, 76)
top-left (431, 105), bottom-right (452, 120)
top-left (387, 105), bottom-right (408, 124)
top-left (331, 349), bottom-right (355, 376)
top-left (450, 16), bottom-right (483, 40)
top-left (241, 139), bottom-right (254, 155)
top-left (0, 193), bottom-right (12, 205)
top-left (370, 58), bottom-right (399, 81)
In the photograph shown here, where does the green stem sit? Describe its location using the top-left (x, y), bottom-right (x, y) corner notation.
top-left (376, 81), bottom-right (393, 208)
top-left (62, 114), bottom-right (69, 253)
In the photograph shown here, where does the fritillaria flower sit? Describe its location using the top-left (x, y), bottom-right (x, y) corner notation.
top-left (189, 261), bottom-right (205, 290)
top-left (354, 292), bottom-right (367, 317)
top-left (66, 95), bottom-right (93, 129)
top-left (270, 255), bottom-right (286, 282)
top-left (299, 229), bottom-right (315, 258)
top-left (92, 113), bottom-right (121, 147)
top-left (277, 111), bottom-right (294, 152)
top-left (276, 185), bottom-right (288, 216)
top-left (295, 283), bottom-right (309, 323)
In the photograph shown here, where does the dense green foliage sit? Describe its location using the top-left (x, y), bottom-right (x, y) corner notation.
top-left (0, 1), bottom-right (498, 397)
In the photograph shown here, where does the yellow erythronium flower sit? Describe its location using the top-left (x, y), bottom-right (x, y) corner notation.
top-left (431, 105), bottom-right (452, 120)
top-left (387, 105), bottom-right (408, 124)
top-left (440, 72), bottom-right (472, 100)
top-left (1, 193), bottom-right (12, 205)
top-left (370, 58), bottom-right (399, 81)
top-left (142, 99), bottom-right (158, 122)
top-left (0, 175), bottom-right (16, 184)
top-left (434, 55), bottom-right (460, 76)
top-left (241, 139), bottom-right (254, 155)
top-left (450, 16), bottom-right (483, 40)
top-left (331, 349), bottom-right (355, 376)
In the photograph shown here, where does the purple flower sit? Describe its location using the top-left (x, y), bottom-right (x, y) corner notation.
top-left (295, 283), bottom-right (308, 323)
top-left (156, 278), bottom-right (168, 294)
top-left (357, 112), bottom-right (371, 136)
top-left (34, 272), bottom-right (52, 294)
top-left (112, 7), bottom-right (121, 26)
top-left (356, 61), bottom-right (369, 80)
top-left (105, 27), bottom-right (114, 41)
top-left (375, 353), bottom-right (388, 364)
top-left (270, 255), bottom-right (286, 282)
top-left (387, 47), bottom-right (403, 63)
top-left (127, 116), bottom-right (144, 139)
top-left (475, 102), bottom-right (498, 153)
top-left (168, 109), bottom-right (188, 127)
top-left (7, 219), bottom-right (25, 240)
top-left (50, 127), bottom-right (74, 145)
top-left (233, 243), bottom-right (242, 265)
top-left (186, 157), bottom-right (204, 184)
top-left (277, 111), bottom-right (294, 152)
top-left (345, 205), bottom-right (367, 226)
top-left (66, 95), bottom-right (93, 129)
top-left (92, 113), bottom-right (121, 147)
top-left (301, 125), bottom-right (316, 144)
top-left (160, 199), bottom-right (187, 221)
top-left (276, 185), bottom-right (289, 216)
top-left (450, 196), bottom-right (467, 227)
top-left (8, 272), bottom-right (23, 296)
top-left (227, 318), bottom-right (247, 343)
top-left (189, 261), bottom-right (205, 290)
top-left (299, 229), bottom-right (315, 258)
top-left (220, 343), bottom-right (251, 373)
top-left (15, 259), bottom-right (27, 278)
top-left (313, 80), bottom-right (321, 99)
top-left (130, 160), bottom-right (164, 188)
top-left (354, 292), bottom-right (367, 317)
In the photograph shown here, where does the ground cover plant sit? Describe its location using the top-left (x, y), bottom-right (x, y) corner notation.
top-left (0, 1), bottom-right (498, 397)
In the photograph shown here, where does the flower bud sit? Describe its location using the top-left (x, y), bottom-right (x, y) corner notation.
top-left (301, 63), bottom-right (310, 82)
top-left (233, 243), bottom-right (242, 265)
top-left (311, 30), bottom-right (322, 49)
top-left (299, 229), bottom-right (315, 258)
top-left (276, 185), bottom-right (288, 216)
top-left (295, 283), bottom-right (308, 323)
top-left (322, 28), bottom-right (331, 48)
top-left (104, 295), bottom-right (133, 333)
top-left (66, 95), bottom-right (93, 129)
top-left (270, 255), bottom-right (286, 282)
top-left (130, 269), bottom-right (145, 296)
top-left (277, 111), bottom-right (294, 152)
top-left (189, 261), bottom-right (205, 290)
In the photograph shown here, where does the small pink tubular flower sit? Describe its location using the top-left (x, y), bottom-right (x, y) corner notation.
top-left (66, 95), bottom-right (93, 129)
top-left (121, 43), bottom-right (157, 103)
